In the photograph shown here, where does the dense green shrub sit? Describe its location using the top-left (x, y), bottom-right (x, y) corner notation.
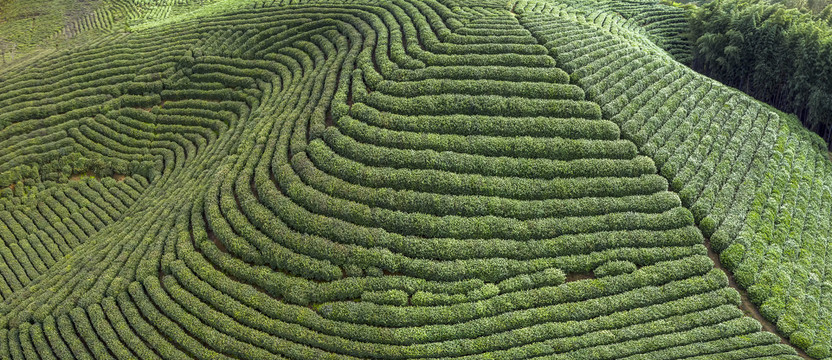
top-left (594, 260), bottom-right (637, 277)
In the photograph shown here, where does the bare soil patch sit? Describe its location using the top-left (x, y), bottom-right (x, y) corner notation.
top-left (565, 272), bottom-right (595, 282)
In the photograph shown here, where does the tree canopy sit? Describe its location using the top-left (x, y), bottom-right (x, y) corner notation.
top-left (687, 0), bottom-right (832, 146)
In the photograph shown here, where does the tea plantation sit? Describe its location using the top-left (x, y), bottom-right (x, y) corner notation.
top-left (0, 0), bottom-right (829, 358)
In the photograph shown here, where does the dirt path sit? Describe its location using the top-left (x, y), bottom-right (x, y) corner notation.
top-left (704, 239), bottom-right (812, 359)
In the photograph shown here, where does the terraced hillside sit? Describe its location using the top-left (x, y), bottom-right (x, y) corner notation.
top-left (0, 0), bottom-right (828, 358)
top-left (517, 1), bottom-right (832, 357)
top-left (525, 0), bottom-right (692, 63)
top-left (0, 0), bottom-right (223, 73)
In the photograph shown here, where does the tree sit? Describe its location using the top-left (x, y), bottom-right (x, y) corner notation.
top-left (687, 0), bottom-right (832, 147)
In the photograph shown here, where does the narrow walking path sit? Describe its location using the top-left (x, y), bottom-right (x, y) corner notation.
top-left (703, 238), bottom-right (812, 359)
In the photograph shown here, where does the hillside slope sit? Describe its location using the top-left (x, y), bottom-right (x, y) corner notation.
top-left (0, 0), bottom-right (222, 72)
top-left (0, 0), bottom-right (824, 358)
top-left (521, 0), bottom-right (691, 62)
top-left (515, 1), bottom-right (832, 357)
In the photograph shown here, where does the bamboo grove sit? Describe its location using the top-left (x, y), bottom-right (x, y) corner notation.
top-left (0, 0), bottom-right (829, 358)
top-left (684, 0), bottom-right (832, 147)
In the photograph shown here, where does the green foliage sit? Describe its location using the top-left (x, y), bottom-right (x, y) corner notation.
top-left (688, 0), bottom-right (832, 145)
top-left (0, 0), bottom-right (812, 359)
top-left (594, 260), bottom-right (638, 277)
top-left (533, 1), bottom-right (832, 355)
top-left (527, 0), bottom-right (692, 62)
